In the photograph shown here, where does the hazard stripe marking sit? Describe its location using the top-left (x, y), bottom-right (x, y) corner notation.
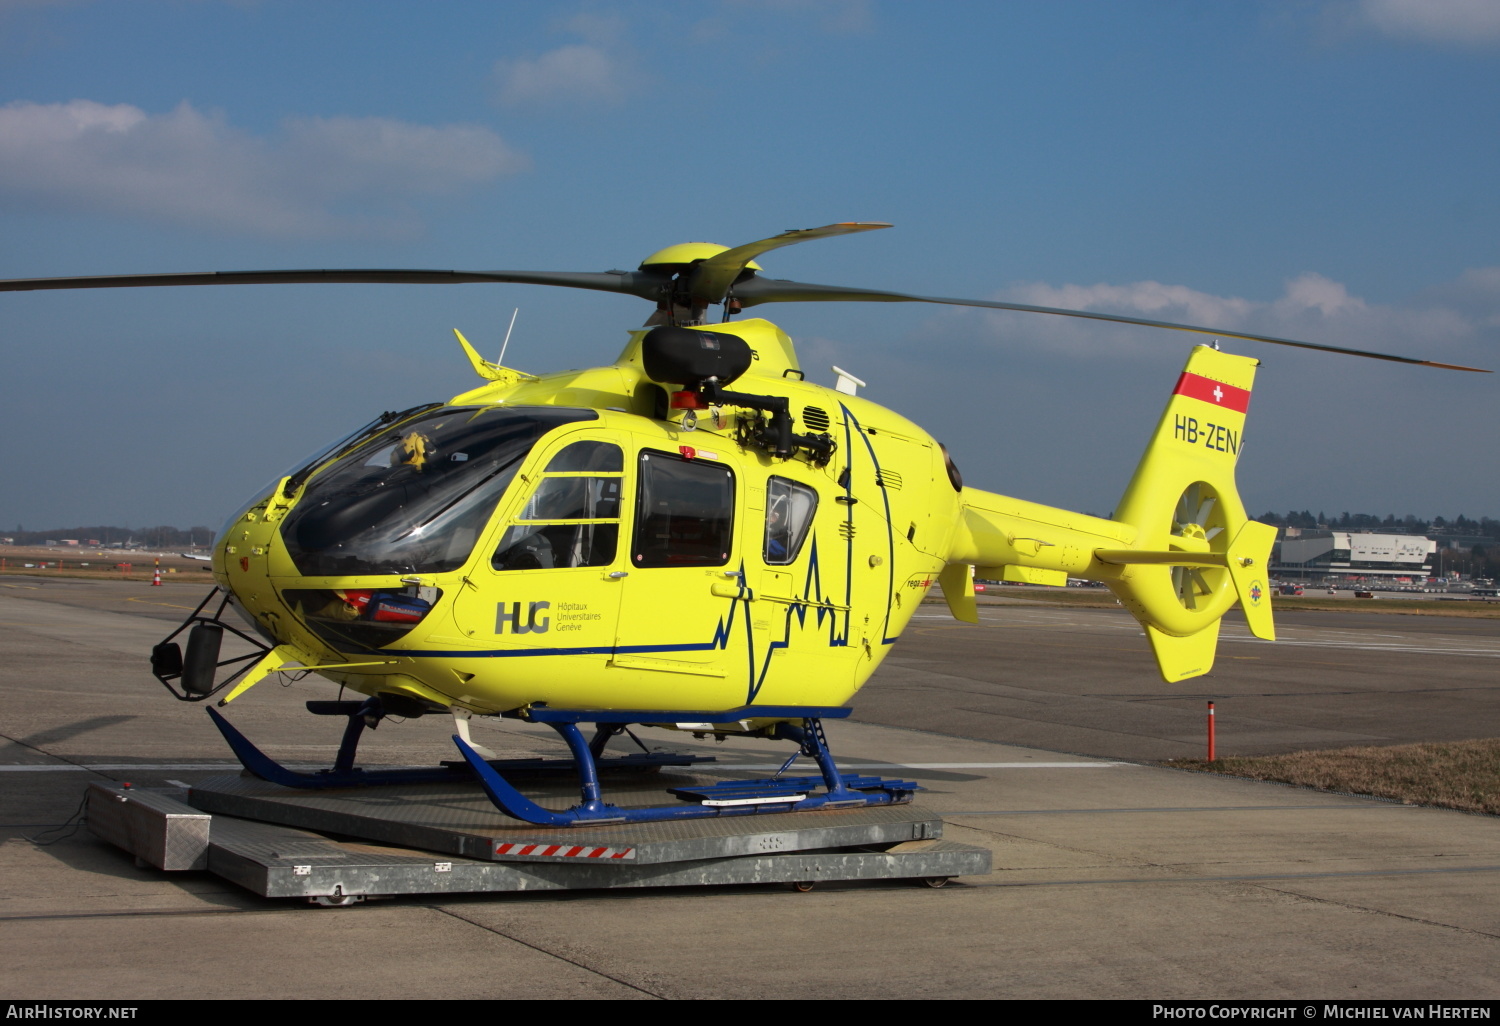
top-left (494, 841), bottom-right (636, 860)
top-left (1174, 371), bottom-right (1250, 413)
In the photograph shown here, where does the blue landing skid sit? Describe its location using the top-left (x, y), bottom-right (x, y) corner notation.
top-left (668, 775), bottom-right (919, 806)
top-left (204, 703), bottom-right (711, 792)
top-left (452, 705), bottom-right (921, 827)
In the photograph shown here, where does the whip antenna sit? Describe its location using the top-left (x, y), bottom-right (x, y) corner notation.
top-left (497, 308), bottom-right (519, 365)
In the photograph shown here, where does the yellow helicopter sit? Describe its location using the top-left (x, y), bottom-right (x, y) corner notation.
top-left (2, 223), bottom-right (1484, 826)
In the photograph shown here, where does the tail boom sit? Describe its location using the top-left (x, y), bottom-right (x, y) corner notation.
top-left (943, 345), bottom-right (1275, 682)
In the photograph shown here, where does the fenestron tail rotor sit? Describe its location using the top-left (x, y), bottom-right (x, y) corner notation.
top-left (1170, 482), bottom-right (1227, 612)
top-left (0, 222), bottom-right (1485, 372)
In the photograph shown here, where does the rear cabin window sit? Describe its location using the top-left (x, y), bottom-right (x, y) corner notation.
top-left (632, 450), bottom-right (734, 568)
top-left (493, 440), bottom-right (623, 570)
top-left (764, 476), bottom-right (817, 565)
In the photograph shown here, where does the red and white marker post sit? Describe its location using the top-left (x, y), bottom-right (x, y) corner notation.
top-left (1206, 701), bottom-right (1216, 762)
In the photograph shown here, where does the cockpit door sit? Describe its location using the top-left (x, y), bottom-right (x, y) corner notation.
top-left (451, 436), bottom-right (627, 680)
top-left (611, 448), bottom-right (744, 708)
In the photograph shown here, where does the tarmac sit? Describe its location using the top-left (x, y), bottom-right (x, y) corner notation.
top-left (1, 578), bottom-right (1497, 1000)
top-left (859, 597), bottom-right (1500, 760)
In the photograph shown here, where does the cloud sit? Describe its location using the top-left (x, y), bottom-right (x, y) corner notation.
top-left (493, 44), bottom-right (633, 107)
top-left (972, 272), bottom-right (1486, 367)
top-left (0, 99), bottom-right (528, 237)
top-left (1419, 266), bottom-right (1500, 328)
top-left (492, 15), bottom-right (638, 108)
top-left (1010, 279), bottom-right (1257, 333)
top-left (1353, 0), bottom-right (1500, 46)
top-left (838, 267), bottom-right (1496, 520)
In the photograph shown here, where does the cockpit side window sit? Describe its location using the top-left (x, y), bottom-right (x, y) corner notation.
top-left (493, 440), bottom-right (624, 571)
top-left (543, 440), bottom-right (622, 473)
top-left (280, 406), bottom-right (595, 576)
top-left (764, 476), bottom-right (817, 565)
top-left (632, 450), bottom-right (734, 568)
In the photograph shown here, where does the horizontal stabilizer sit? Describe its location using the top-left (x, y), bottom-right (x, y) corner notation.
top-left (1094, 550), bottom-right (1229, 567)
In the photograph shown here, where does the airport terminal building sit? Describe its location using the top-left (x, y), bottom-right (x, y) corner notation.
top-left (1274, 530), bottom-right (1436, 582)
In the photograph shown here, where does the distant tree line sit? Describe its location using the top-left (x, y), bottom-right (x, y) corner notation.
top-left (4, 525), bottom-right (215, 548)
top-left (1252, 512), bottom-right (1500, 539)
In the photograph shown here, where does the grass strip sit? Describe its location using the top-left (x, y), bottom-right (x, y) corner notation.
top-left (1168, 738), bottom-right (1500, 815)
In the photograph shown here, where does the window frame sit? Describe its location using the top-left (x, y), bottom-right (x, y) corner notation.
top-left (630, 448), bottom-right (737, 570)
top-left (763, 475), bottom-right (819, 566)
top-left (491, 437), bottom-right (627, 572)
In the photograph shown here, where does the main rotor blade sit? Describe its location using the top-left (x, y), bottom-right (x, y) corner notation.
top-left (733, 277), bottom-right (1490, 372)
top-left (689, 222), bottom-right (891, 307)
top-left (0, 268), bottom-right (666, 300)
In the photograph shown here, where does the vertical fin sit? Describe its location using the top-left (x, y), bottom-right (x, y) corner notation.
top-left (1226, 521), bottom-right (1277, 640)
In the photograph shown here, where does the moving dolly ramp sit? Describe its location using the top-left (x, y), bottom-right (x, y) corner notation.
top-left (85, 783), bottom-right (992, 903)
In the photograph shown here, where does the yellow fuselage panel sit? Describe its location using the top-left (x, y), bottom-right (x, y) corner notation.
top-left (217, 372), bottom-right (951, 715)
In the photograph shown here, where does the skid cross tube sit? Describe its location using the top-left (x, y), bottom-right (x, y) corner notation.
top-left (455, 707), bottom-right (920, 827)
top-left (202, 703), bottom-right (915, 825)
top-left (207, 705), bottom-right (473, 789)
top-left (453, 734), bottom-right (617, 826)
top-left (205, 702), bottom-right (712, 792)
top-left (770, 719), bottom-right (861, 803)
top-left (304, 699), bottom-right (387, 774)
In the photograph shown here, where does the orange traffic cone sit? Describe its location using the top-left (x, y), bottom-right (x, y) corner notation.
top-left (151, 562), bottom-right (162, 587)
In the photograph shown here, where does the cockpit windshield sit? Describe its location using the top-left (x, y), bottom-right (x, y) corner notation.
top-left (281, 406), bottom-right (595, 576)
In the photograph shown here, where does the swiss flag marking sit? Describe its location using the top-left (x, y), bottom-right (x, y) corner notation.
top-left (1174, 372), bottom-right (1250, 414)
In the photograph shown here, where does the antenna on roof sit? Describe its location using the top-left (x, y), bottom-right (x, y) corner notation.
top-left (832, 365), bottom-right (866, 396)
top-left (497, 308), bottom-right (519, 366)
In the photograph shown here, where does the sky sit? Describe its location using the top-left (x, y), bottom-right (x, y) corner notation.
top-left (1, 0), bottom-right (1497, 533)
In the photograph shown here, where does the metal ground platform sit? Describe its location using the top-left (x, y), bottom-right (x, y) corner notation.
top-left (85, 778), bottom-right (991, 902)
